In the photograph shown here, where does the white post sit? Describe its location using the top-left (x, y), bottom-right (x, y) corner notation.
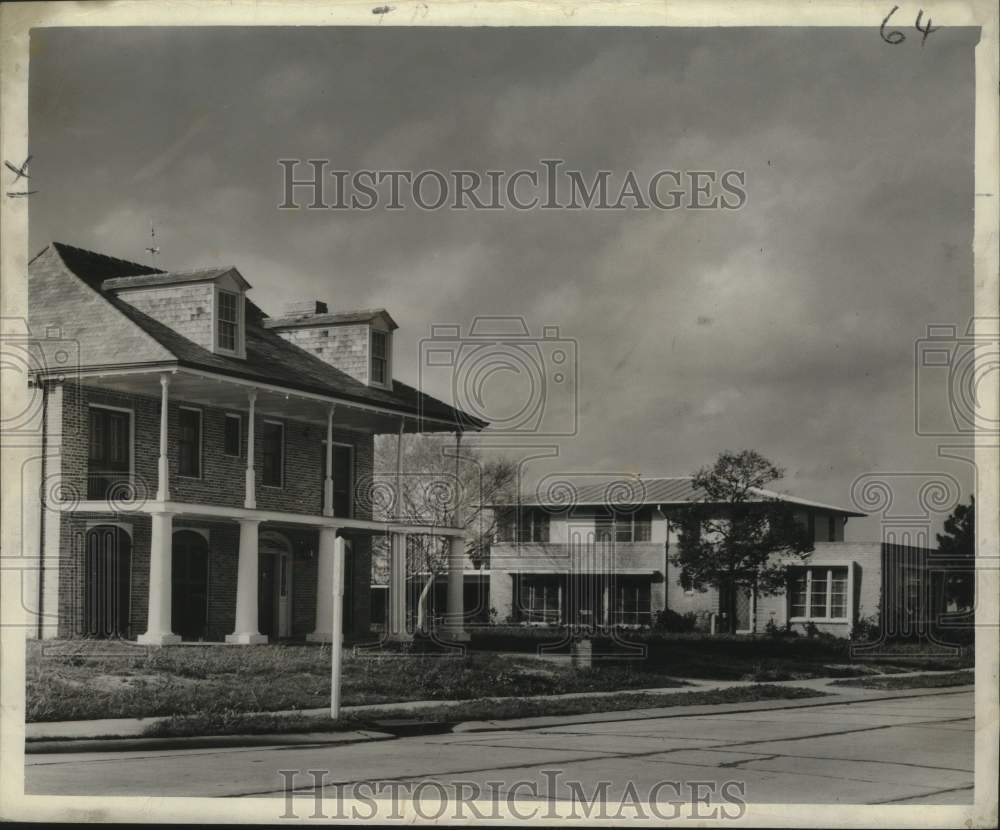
top-left (330, 535), bottom-right (347, 719)
top-left (156, 374), bottom-right (170, 502)
top-left (227, 519), bottom-right (267, 644)
top-left (323, 406), bottom-right (335, 517)
top-left (387, 533), bottom-right (410, 640)
top-left (308, 527), bottom-right (338, 642)
top-left (445, 535), bottom-right (469, 640)
top-left (137, 511), bottom-right (180, 644)
top-left (244, 389), bottom-right (257, 509)
top-left (444, 430), bottom-right (468, 639)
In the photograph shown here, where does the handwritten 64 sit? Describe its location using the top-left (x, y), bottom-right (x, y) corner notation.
top-left (882, 6), bottom-right (940, 46)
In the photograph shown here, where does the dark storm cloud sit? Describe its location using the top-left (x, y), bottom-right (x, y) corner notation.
top-left (28, 26), bottom-right (978, 537)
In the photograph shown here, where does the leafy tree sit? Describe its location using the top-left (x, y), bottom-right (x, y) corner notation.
top-left (935, 495), bottom-right (975, 610)
top-left (670, 450), bottom-right (814, 634)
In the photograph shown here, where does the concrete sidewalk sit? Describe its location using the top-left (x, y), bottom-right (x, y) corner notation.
top-left (24, 668), bottom-right (973, 743)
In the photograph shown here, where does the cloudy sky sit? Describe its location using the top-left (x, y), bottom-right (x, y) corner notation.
top-left (29, 26), bottom-right (978, 539)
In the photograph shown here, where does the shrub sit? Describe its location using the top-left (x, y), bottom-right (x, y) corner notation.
top-left (653, 609), bottom-right (698, 633)
top-left (850, 611), bottom-right (880, 643)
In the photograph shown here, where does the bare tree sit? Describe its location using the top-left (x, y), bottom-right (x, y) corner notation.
top-left (371, 433), bottom-right (518, 627)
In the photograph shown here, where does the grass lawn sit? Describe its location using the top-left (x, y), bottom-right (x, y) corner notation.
top-left (26, 640), bottom-right (690, 722)
top-left (829, 670), bottom-right (975, 690)
top-left (26, 636), bottom-right (973, 723)
top-left (142, 684), bottom-right (827, 739)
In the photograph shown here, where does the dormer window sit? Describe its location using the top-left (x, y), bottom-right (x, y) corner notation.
top-left (217, 290), bottom-right (240, 353)
top-left (371, 330), bottom-right (389, 385)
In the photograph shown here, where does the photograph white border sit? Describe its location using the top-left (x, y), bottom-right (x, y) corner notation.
top-left (1, 1), bottom-right (996, 825)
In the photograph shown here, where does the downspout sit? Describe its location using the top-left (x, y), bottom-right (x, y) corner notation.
top-left (37, 381), bottom-right (48, 639)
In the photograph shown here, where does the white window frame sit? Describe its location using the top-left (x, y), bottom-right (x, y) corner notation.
top-left (519, 575), bottom-right (561, 625)
top-left (87, 403), bottom-right (135, 490)
top-left (214, 285), bottom-right (245, 358)
top-left (789, 566), bottom-right (850, 623)
top-left (321, 439), bottom-right (354, 518)
top-left (177, 406), bottom-right (203, 479)
top-left (223, 412), bottom-right (242, 458)
top-left (368, 326), bottom-right (392, 389)
top-left (261, 419), bottom-right (285, 488)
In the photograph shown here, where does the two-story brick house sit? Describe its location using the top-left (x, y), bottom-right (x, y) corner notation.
top-left (489, 476), bottom-right (887, 636)
top-left (25, 242), bottom-right (485, 644)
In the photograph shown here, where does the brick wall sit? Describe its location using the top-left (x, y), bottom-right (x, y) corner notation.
top-left (58, 384), bottom-right (378, 640)
top-left (64, 384), bottom-right (375, 519)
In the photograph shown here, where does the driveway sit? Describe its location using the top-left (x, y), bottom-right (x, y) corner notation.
top-left (24, 689), bottom-right (974, 808)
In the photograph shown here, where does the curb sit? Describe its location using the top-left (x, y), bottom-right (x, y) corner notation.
top-left (25, 729), bottom-right (394, 755)
top-left (451, 685), bottom-right (976, 733)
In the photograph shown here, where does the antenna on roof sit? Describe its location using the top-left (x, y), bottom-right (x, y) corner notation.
top-left (145, 223), bottom-right (160, 264)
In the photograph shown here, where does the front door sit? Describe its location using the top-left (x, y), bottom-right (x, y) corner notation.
top-left (84, 526), bottom-right (131, 637)
top-left (319, 443), bottom-right (354, 516)
top-left (720, 585), bottom-right (754, 633)
top-left (258, 534), bottom-right (293, 639)
top-left (258, 553), bottom-right (277, 638)
top-left (172, 530), bottom-right (208, 640)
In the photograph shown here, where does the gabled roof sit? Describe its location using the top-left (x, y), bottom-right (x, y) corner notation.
top-left (28, 242), bottom-right (487, 429)
top-left (47, 241), bottom-right (163, 283)
top-left (263, 308), bottom-right (398, 330)
top-left (500, 476), bottom-right (864, 516)
top-left (102, 266), bottom-right (250, 292)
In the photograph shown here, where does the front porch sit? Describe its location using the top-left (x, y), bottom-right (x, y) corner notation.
top-left (73, 504), bottom-right (469, 645)
top-left (56, 365), bottom-right (472, 646)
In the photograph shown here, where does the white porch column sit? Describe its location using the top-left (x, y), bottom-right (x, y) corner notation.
top-left (444, 535), bottom-right (469, 641)
top-left (444, 431), bottom-right (469, 639)
top-left (386, 533), bottom-right (410, 640)
top-left (156, 374), bottom-right (170, 502)
top-left (329, 535), bottom-right (347, 718)
top-left (244, 389), bottom-right (256, 509)
top-left (227, 519), bottom-right (267, 644)
top-left (137, 511), bottom-right (180, 645)
top-left (308, 527), bottom-right (338, 642)
top-left (323, 406), bottom-right (335, 517)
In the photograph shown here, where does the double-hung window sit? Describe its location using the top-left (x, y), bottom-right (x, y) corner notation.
top-left (87, 406), bottom-right (131, 499)
top-left (371, 330), bottom-right (388, 385)
top-left (517, 575), bottom-right (561, 623)
top-left (223, 413), bottom-right (241, 457)
top-left (596, 509), bottom-right (652, 543)
top-left (261, 421), bottom-right (284, 487)
top-left (217, 290), bottom-right (239, 352)
top-left (178, 408), bottom-right (202, 477)
top-left (789, 566), bottom-right (849, 620)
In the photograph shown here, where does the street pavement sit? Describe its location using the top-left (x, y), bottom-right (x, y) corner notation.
top-left (24, 689), bottom-right (974, 806)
